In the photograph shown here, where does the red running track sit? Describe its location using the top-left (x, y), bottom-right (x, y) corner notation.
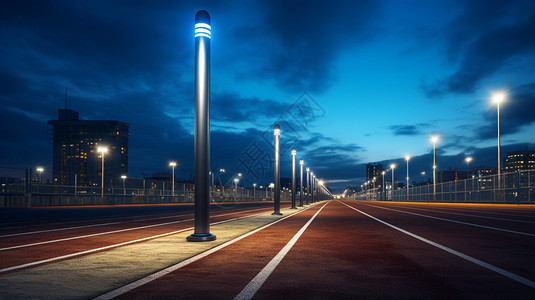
top-left (114, 200), bottom-right (535, 299)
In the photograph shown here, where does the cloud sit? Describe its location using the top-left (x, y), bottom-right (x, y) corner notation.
top-left (390, 124), bottom-right (426, 136)
top-left (211, 93), bottom-right (289, 123)
top-left (421, 1), bottom-right (535, 98)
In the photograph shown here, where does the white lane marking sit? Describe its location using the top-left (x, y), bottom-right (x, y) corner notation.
top-left (234, 202), bottom-right (328, 300)
top-left (93, 203), bottom-right (324, 300)
top-left (0, 207), bottom-right (277, 274)
top-left (0, 207), bottom-right (267, 238)
top-left (340, 201), bottom-right (535, 289)
top-left (391, 204), bottom-right (535, 224)
top-left (363, 203), bottom-right (535, 237)
top-left (0, 207), bottom-right (269, 251)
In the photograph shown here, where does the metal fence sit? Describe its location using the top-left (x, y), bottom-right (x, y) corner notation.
top-left (0, 182), bottom-right (292, 207)
top-left (348, 170), bottom-right (535, 204)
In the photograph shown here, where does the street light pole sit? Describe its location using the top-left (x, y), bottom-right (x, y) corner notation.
top-left (291, 147), bottom-right (297, 209)
top-left (299, 158), bottom-right (303, 207)
top-left (405, 156), bottom-right (410, 201)
top-left (431, 136), bottom-right (439, 201)
top-left (97, 147), bottom-right (108, 202)
top-left (493, 92), bottom-right (505, 195)
top-left (169, 162), bottom-right (177, 197)
top-left (273, 124), bottom-right (282, 215)
top-left (253, 183), bottom-right (256, 200)
top-left (188, 10), bottom-right (215, 242)
top-left (121, 175), bottom-right (127, 196)
top-left (306, 167), bottom-right (310, 205)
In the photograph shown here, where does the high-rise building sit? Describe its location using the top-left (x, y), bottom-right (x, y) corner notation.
top-left (48, 109), bottom-right (129, 185)
top-left (366, 162), bottom-right (383, 189)
top-left (504, 150), bottom-right (535, 173)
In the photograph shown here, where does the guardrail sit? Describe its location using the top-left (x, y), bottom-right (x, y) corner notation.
top-left (348, 169), bottom-right (534, 204)
top-left (0, 184), bottom-right (293, 207)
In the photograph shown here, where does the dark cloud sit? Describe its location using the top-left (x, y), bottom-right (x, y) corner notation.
top-left (390, 124), bottom-right (426, 136)
top-left (421, 0), bottom-right (535, 98)
top-left (211, 93), bottom-right (289, 123)
top-left (231, 0), bottom-right (381, 93)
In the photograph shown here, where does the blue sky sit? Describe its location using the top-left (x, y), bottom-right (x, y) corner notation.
top-left (1, 0), bottom-right (534, 193)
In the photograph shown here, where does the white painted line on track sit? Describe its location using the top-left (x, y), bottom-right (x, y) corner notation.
top-left (0, 207), bottom-right (269, 251)
top-left (340, 201), bottom-right (535, 289)
top-left (363, 203), bottom-right (535, 237)
top-left (234, 202), bottom-right (328, 300)
top-left (93, 202), bottom-right (326, 300)
top-left (0, 207), bottom-right (277, 274)
top-left (391, 204), bottom-right (535, 224)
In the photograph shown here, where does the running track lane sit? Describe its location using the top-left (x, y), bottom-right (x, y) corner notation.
top-left (111, 203), bottom-right (327, 300)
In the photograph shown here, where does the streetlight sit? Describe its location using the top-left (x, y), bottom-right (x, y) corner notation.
top-left (169, 162), bottom-right (177, 197)
top-left (492, 91), bottom-right (505, 192)
top-left (291, 148), bottom-right (297, 209)
top-left (97, 147), bottom-right (108, 201)
top-left (121, 175), bottom-right (127, 196)
top-left (36, 167), bottom-right (44, 185)
top-left (431, 135), bottom-right (439, 201)
top-left (253, 183), bottom-right (256, 200)
top-left (273, 124), bottom-right (281, 215)
top-left (234, 177), bottom-right (239, 200)
top-left (299, 158), bottom-right (304, 207)
top-left (405, 156), bottom-right (411, 201)
top-left (465, 156), bottom-right (472, 167)
top-left (381, 171), bottom-right (386, 193)
top-left (390, 163), bottom-right (396, 192)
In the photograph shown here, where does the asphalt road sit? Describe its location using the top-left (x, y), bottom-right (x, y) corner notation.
top-left (1, 200), bottom-right (534, 299)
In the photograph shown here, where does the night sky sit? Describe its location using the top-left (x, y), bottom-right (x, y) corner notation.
top-left (1, 0), bottom-right (534, 193)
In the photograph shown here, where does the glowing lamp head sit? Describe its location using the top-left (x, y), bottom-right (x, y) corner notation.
top-left (390, 164), bottom-right (396, 169)
top-left (233, 178), bottom-right (239, 183)
top-left (97, 147), bottom-right (108, 153)
top-left (253, 183), bottom-right (256, 187)
top-left (194, 10), bottom-right (211, 39)
top-left (405, 155), bottom-right (411, 161)
top-left (291, 148), bottom-right (296, 156)
top-left (306, 167), bottom-right (310, 172)
top-left (492, 91), bottom-right (506, 104)
top-left (121, 175), bottom-right (127, 179)
top-left (382, 171), bottom-right (386, 175)
top-left (431, 136), bottom-right (439, 144)
top-left (36, 167), bottom-right (44, 173)
top-left (319, 180), bottom-right (324, 185)
top-left (274, 124), bottom-right (280, 136)
top-left (220, 168), bottom-right (225, 173)
top-left (465, 157), bottom-right (472, 163)
top-left (300, 159), bottom-right (303, 165)
top-left (169, 162), bottom-right (177, 167)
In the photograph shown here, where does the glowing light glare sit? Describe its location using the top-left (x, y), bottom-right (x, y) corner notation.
top-left (465, 157), bottom-right (473, 163)
top-left (291, 149), bottom-right (296, 155)
top-left (492, 91), bottom-right (506, 104)
top-left (300, 159), bottom-right (304, 165)
top-left (405, 155), bottom-right (411, 161)
top-left (234, 178), bottom-right (239, 183)
top-left (274, 128), bottom-right (280, 136)
top-left (220, 169), bottom-right (225, 172)
top-left (169, 162), bottom-right (177, 167)
top-left (121, 175), bottom-right (127, 179)
top-left (381, 171), bottom-right (385, 175)
top-left (390, 164), bottom-right (396, 169)
top-left (319, 180), bottom-right (324, 185)
top-left (431, 136), bottom-right (439, 144)
top-left (194, 22), bottom-right (211, 39)
top-left (306, 167), bottom-right (310, 171)
top-left (36, 167), bottom-right (44, 172)
top-left (97, 147), bottom-right (108, 153)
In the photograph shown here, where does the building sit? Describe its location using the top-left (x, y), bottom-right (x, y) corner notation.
top-left (366, 163), bottom-right (383, 190)
top-left (504, 150), bottom-right (535, 173)
top-left (48, 109), bottom-right (129, 185)
top-left (438, 167), bottom-right (496, 183)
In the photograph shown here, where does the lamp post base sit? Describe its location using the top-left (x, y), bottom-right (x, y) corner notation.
top-left (187, 233), bottom-right (216, 242)
top-left (271, 212), bottom-right (282, 216)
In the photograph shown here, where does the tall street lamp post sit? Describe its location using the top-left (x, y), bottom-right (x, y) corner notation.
top-left (299, 158), bottom-right (304, 207)
top-left (306, 167), bottom-right (310, 205)
top-left (188, 10), bottom-right (215, 242)
top-left (273, 124), bottom-right (281, 215)
top-left (405, 156), bottom-right (410, 201)
top-left (492, 92), bottom-right (505, 195)
top-left (291, 148), bottom-right (297, 209)
top-left (97, 147), bottom-right (108, 202)
top-left (431, 136), bottom-right (439, 201)
top-left (169, 162), bottom-right (177, 197)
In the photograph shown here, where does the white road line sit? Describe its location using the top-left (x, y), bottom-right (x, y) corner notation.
top-left (0, 207), bottom-right (276, 274)
top-left (234, 202), bottom-right (328, 300)
top-left (391, 205), bottom-right (535, 224)
top-left (340, 201), bottom-right (535, 289)
top-left (93, 203), bottom-right (323, 300)
top-left (362, 203), bottom-right (535, 237)
top-left (0, 208), bottom-right (269, 251)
